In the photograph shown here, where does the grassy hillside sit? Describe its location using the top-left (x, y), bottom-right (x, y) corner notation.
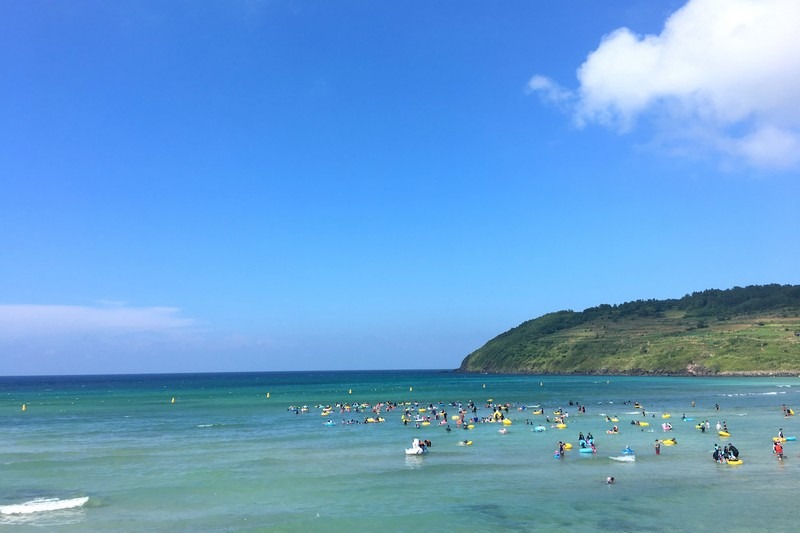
top-left (458, 284), bottom-right (800, 375)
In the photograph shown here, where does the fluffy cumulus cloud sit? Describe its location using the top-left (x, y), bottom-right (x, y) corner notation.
top-left (530, 0), bottom-right (800, 170)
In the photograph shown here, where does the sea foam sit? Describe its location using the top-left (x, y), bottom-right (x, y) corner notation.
top-left (0, 497), bottom-right (89, 515)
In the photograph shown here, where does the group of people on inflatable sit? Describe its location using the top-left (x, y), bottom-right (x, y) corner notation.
top-left (712, 443), bottom-right (739, 463)
top-left (578, 432), bottom-right (596, 452)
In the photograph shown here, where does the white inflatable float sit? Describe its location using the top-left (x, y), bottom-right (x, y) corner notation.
top-left (405, 438), bottom-right (427, 455)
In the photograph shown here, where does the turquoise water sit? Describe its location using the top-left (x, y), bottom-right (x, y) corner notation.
top-left (2, 371), bottom-right (799, 532)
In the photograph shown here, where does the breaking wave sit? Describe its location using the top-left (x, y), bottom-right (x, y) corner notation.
top-left (0, 496), bottom-right (89, 515)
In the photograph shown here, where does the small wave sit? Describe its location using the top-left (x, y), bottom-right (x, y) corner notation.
top-left (609, 456), bottom-right (635, 462)
top-left (196, 424), bottom-right (214, 428)
top-left (725, 391), bottom-right (784, 397)
top-left (0, 497), bottom-right (89, 515)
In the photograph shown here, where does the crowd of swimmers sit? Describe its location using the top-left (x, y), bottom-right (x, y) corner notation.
top-left (295, 398), bottom-right (797, 468)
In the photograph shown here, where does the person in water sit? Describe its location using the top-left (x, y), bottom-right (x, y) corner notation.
top-left (774, 440), bottom-right (784, 460)
top-left (605, 476), bottom-right (615, 484)
top-left (654, 439), bottom-right (661, 455)
top-left (728, 443), bottom-right (739, 459)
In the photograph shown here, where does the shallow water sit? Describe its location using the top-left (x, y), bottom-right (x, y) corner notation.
top-left (2, 371), bottom-right (798, 531)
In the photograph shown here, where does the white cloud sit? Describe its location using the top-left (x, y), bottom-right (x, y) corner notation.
top-left (0, 304), bottom-right (194, 338)
top-left (530, 0), bottom-right (800, 170)
top-left (527, 75), bottom-right (574, 109)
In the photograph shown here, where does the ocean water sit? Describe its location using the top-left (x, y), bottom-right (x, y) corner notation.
top-left (2, 370), bottom-right (799, 532)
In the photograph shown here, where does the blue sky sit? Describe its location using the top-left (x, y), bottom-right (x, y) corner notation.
top-left (2, 0), bottom-right (799, 375)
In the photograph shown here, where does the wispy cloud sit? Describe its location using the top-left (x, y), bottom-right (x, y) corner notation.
top-left (529, 0), bottom-right (800, 170)
top-left (0, 304), bottom-right (195, 339)
top-left (526, 75), bottom-right (574, 110)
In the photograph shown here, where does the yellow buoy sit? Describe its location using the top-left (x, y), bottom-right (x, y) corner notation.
top-left (171, 397), bottom-right (175, 404)
top-left (22, 404), bottom-right (26, 411)
top-left (348, 389), bottom-right (352, 394)
top-left (409, 386), bottom-right (413, 392)
top-left (266, 392), bottom-right (270, 398)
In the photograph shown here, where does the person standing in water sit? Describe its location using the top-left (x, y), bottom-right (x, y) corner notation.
top-left (654, 439), bottom-right (661, 455)
top-left (556, 441), bottom-right (565, 458)
top-left (774, 440), bottom-right (784, 461)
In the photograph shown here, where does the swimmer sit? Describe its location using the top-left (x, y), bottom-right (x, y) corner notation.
top-left (605, 476), bottom-right (615, 484)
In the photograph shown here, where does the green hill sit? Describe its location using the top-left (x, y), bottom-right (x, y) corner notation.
top-left (458, 284), bottom-right (800, 376)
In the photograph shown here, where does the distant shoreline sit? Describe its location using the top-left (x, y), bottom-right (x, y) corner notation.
top-left (454, 369), bottom-right (800, 378)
